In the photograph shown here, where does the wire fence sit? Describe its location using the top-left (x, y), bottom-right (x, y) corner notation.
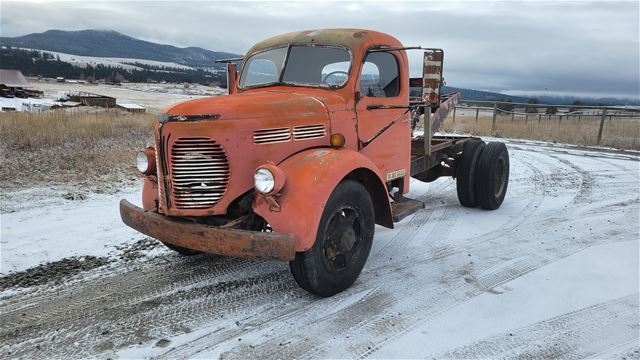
top-left (440, 100), bottom-right (640, 150)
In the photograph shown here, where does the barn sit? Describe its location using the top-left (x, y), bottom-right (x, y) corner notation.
top-left (0, 69), bottom-right (43, 98)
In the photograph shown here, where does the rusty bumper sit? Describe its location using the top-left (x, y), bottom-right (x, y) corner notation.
top-left (119, 200), bottom-right (295, 261)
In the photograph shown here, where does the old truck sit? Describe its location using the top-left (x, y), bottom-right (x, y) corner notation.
top-left (120, 29), bottom-right (509, 297)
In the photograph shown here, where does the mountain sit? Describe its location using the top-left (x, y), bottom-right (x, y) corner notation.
top-left (442, 86), bottom-right (531, 103)
top-left (0, 29), bottom-right (239, 69)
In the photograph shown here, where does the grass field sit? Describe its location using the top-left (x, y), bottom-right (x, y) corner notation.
top-left (0, 109), bottom-right (155, 189)
top-left (440, 109), bottom-right (640, 150)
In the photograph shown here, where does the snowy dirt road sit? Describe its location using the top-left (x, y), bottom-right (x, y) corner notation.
top-left (1, 139), bottom-right (638, 359)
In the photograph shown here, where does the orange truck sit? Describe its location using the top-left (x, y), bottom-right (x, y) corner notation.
top-left (120, 29), bottom-right (509, 297)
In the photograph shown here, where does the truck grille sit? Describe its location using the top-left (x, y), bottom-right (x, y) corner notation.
top-left (170, 137), bottom-right (230, 209)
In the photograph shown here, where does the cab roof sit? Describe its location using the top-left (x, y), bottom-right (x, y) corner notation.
top-left (246, 28), bottom-right (404, 56)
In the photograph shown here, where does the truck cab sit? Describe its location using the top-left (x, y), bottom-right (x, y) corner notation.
top-left (121, 29), bottom-right (510, 297)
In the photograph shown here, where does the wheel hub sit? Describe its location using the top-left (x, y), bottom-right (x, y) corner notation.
top-left (323, 207), bottom-right (361, 271)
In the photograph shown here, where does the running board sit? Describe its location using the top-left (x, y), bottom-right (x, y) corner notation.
top-left (391, 196), bottom-right (425, 222)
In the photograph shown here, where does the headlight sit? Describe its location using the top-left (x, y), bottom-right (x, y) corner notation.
top-left (254, 168), bottom-right (275, 194)
top-left (254, 163), bottom-right (286, 195)
top-left (136, 147), bottom-right (156, 175)
top-left (136, 151), bottom-right (149, 173)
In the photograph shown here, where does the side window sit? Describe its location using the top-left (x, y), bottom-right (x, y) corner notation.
top-left (360, 52), bottom-right (400, 98)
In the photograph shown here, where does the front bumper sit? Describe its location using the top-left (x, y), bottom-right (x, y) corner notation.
top-left (119, 200), bottom-right (295, 261)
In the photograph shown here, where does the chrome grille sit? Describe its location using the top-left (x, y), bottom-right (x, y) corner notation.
top-left (293, 124), bottom-right (326, 140)
top-left (253, 127), bottom-right (291, 144)
top-left (170, 137), bottom-right (230, 209)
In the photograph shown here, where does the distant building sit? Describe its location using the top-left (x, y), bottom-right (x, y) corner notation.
top-left (116, 102), bottom-right (146, 113)
top-left (0, 69), bottom-right (43, 98)
top-left (68, 92), bottom-right (116, 108)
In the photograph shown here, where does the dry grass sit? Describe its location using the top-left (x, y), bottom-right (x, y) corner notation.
top-left (440, 111), bottom-right (640, 150)
top-left (0, 109), bottom-right (156, 189)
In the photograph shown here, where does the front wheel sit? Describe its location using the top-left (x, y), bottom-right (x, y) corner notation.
top-left (289, 180), bottom-right (375, 297)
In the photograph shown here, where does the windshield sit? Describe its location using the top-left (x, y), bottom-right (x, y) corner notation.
top-left (239, 45), bottom-right (351, 89)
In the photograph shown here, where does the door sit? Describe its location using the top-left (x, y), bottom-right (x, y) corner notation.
top-left (355, 50), bottom-right (411, 191)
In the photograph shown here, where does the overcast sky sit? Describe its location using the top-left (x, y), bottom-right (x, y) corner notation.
top-left (2, 0), bottom-right (638, 99)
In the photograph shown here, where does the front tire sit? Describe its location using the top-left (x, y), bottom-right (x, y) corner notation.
top-left (289, 180), bottom-right (375, 297)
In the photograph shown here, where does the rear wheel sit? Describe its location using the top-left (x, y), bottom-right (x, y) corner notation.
top-left (161, 242), bottom-right (203, 256)
top-left (289, 180), bottom-right (375, 297)
top-left (456, 139), bottom-right (486, 207)
top-left (475, 142), bottom-right (510, 210)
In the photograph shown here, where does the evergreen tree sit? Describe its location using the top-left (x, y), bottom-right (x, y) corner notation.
top-left (526, 98), bottom-right (539, 113)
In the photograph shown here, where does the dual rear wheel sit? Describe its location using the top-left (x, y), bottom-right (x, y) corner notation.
top-left (456, 140), bottom-right (510, 210)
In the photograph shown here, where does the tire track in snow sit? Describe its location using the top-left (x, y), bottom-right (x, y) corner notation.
top-left (438, 294), bottom-right (639, 359)
top-left (2, 270), bottom-right (298, 359)
top-left (0, 255), bottom-right (278, 337)
top-left (225, 250), bottom-right (554, 359)
top-left (373, 178), bottom-right (453, 257)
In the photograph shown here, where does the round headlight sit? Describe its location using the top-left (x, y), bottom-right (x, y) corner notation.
top-left (254, 168), bottom-right (275, 194)
top-left (136, 151), bottom-right (149, 174)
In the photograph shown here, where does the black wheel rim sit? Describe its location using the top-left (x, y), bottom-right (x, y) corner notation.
top-left (494, 157), bottom-right (506, 197)
top-left (322, 205), bottom-right (362, 272)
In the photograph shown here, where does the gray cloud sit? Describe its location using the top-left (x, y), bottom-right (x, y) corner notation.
top-left (1, 1), bottom-right (638, 98)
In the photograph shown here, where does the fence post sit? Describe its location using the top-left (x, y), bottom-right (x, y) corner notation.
top-left (511, 112), bottom-right (515, 122)
top-left (525, 114), bottom-right (528, 124)
top-left (475, 108), bottom-right (479, 123)
top-left (538, 114), bottom-right (542, 123)
top-left (452, 106), bottom-right (456, 123)
top-left (596, 109), bottom-right (607, 145)
top-left (492, 103), bottom-right (497, 132)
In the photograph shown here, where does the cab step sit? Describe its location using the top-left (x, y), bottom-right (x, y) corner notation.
top-left (391, 196), bottom-right (425, 222)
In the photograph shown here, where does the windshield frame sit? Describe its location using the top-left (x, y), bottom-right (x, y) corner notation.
top-left (238, 43), bottom-right (354, 91)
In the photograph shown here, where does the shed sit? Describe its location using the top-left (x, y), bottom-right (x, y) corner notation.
top-left (117, 102), bottom-right (146, 113)
top-left (0, 69), bottom-right (43, 98)
top-left (69, 92), bottom-right (116, 108)
top-left (0, 69), bottom-right (28, 87)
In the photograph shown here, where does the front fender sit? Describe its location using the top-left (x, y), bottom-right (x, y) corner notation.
top-left (253, 148), bottom-right (392, 252)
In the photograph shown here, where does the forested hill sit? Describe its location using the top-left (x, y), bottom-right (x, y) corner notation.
top-left (0, 29), bottom-right (239, 68)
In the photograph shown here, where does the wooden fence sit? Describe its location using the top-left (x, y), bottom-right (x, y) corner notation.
top-left (443, 100), bottom-right (640, 150)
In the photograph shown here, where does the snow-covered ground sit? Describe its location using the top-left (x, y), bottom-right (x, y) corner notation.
top-left (0, 186), bottom-right (141, 274)
top-left (21, 48), bottom-right (203, 72)
top-left (26, 79), bottom-right (226, 112)
top-left (0, 138), bottom-right (638, 359)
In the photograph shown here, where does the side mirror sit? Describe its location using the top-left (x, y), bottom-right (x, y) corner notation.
top-left (226, 63), bottom-right (238, 95)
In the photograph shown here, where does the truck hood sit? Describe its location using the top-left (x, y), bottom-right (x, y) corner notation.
top-left (165, 89), bottom-right (334, 121)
